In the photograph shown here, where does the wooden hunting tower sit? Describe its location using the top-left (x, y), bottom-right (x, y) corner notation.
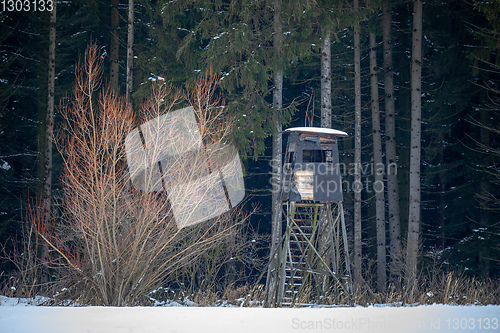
top-left (264, 127), bottom-right (352, 307)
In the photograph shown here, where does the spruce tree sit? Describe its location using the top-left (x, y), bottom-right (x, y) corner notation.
top-left (382, 2), bottom-right (402, 286)
top-left (406, 0), bottom-right (423, 294)
top-left (369, 31), bottom-right (386, 292)
top-left (353, 0), bottom-right (363, 285)
top-left (0, 11), bottom-right (49, 274)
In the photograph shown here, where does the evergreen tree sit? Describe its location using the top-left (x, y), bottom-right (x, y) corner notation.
top-left (448, 0), bottom-right (500, 277)
top-left (0, 11), bottom-right (48, 273)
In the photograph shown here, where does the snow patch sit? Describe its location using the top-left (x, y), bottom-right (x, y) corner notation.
top-left (0, 160), bottom-right (11, 171)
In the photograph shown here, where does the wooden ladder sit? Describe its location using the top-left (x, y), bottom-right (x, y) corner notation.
top-left (281, 203), bottom-right (321, 306)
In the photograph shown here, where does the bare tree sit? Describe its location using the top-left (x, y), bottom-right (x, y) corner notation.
top-left (369, 32), bottom-right (386, 292)
top-left (33, 45), bottom-right (242, 306)
top-left (406, 0), bottom-right (423, 296)
top-left (382, 4), bottom-right (402, 286)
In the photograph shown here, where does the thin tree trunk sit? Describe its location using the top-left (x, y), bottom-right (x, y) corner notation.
top-left (271, 0), bottom-right (283, 258)
top-left (321, 29), bottom-right (331, 129)
top-left (353, 0), bottom-right (362, 285)
top-left (126, 0), bottom-right (134, 106)
top-left (382, 5), bottom-right (402, 286)
top-left (406, 0), bottom-right (423, 295)
top-left (437, 130), bottom-right (445, 249)
top-left (266, 0), bottom-right (283, 306)
top-left (398, 66), bottom-right (411, 260)
top-left (44, 0), bottom-right (56, 226)
top-left (42, 1), bottom-right (57, 284)
top-left (369, 32), bottom-right (386, 292)
top-left (479, 96), bottom-right (490, 275)
top-left (319, 28), bottom-right (332, 279)
top-left (110, 0), bottom-right (120, 90)
top-left (477, 49), bottom-right (496, 276)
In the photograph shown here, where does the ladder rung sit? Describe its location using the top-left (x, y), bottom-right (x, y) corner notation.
top-left (284, 268), bottom-right (303, 272)
top-left (284, 289), bottom-right (300, 293)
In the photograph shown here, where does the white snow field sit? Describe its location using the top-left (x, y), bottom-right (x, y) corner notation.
top-left (0, 297), bottom-right (498, 333)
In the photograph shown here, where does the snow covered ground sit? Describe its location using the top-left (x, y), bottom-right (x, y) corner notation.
top-left (0, 296), bottom-right (498, 333)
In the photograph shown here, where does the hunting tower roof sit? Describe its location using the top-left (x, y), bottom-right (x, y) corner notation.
top-left (283, 127), bottom-right (348, 138)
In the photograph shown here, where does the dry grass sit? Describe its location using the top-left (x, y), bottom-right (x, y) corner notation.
top-left (236, 258), bottom-right (500, 307)
top-left (319, 270), bottom-right (500, 307)
top-left (143, 268), bottom-right (500, 307)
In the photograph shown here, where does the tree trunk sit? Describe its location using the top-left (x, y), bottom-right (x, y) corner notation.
top-left (126, 0), bottom-right (134, 106)
top-left (369, 32), bottom-right (386, 292)
top-left (479, 97), bottom-right (490, 276)
top-left (353, 0), bottom-right (362, 285)
top-left (382, 5), bottom-right (402, 286)
top-left (436, 130), bottom-right (445, 249)
top-left (398, 65), bottom-right (411, 263)
top-left (266, 0), bottom-right (283, 306)
top-left (406, 0), bottom-right (423, 295)
top-left (42, 1), bottom-right (57, 284)
top-left (110, 0), bottom-right (120, 90)
top-left (321, 29), bottom-right (331, 129)
top-left (271, 0), bottom-right (283, 260)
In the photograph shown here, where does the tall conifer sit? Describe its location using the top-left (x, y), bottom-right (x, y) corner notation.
top-left (406, 0), bottom-right (423, 295)
top-left (353, 0), bottom-right (363, 285)
top-left (110, 0), bottom-right (120, 90)
top-left (369, 31), bottom-right (386, 292)
top-left (382, 3), bottom-right (402, 286)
